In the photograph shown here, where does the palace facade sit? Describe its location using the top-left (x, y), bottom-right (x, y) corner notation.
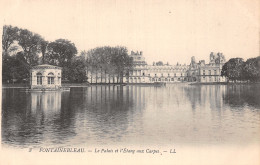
top-left (190, 52), bottom-right (227, 83)
top-left (87, 51), bottom-right (226, 84)
top-left (127, 51), bottom-right (189, 83)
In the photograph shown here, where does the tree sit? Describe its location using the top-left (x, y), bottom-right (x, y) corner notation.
top-left (40, 40), bottom-right (49, 64)
top-left (243, 56), bottom-right (260, 82)
top-left (110, 46), bottom-right (133, 83)
top-left (2, 25), bottom-right (46, 83)
top-left (45, 39), bottom-right (77, 81)
top-left (86, 46), bottom-right (133, 84)
top-left (2, 25), bottom-right (19, 54)
top-left (17, 28), bottom-right (45, 66)
top-left (46, 39), bottom-right (77, 67)
top-left (66, 56), bottom-right (87, 83)
top-left (221, 58), bottom-right (244, 82)
top-left (2, 52), bottom-right (29, 83)
top-left (156, 61), bottom-right (164, 66)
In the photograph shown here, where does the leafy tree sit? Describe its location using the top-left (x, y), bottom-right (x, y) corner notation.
top-left (2, 25), bottom-right (19, 54)
top-left (66, 56), bottom-right (87, 83)
top-left (86, 46), bottom-right (133, 84)
top-left (2, 25), bottom-right (45, 83)
top-left (221, 58), bottom-right (244, 82)
top-left (243, 56), bottom-right (260, 82)
top-left (110, 46), bottom-right (133, 83)
top-left (46, 39), bottom-right (77, 67)
top-left (16, 28), bottom-right (44, 66)
top-left (45, 39), bottom-right (77, 81)
top-left (2, 52), bottom-right (29, 83)
top-left (155, 61), bottom-right (164, 66)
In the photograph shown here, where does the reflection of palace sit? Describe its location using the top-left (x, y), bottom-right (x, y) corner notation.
top-left (88, 51), bottom-right (227, 84)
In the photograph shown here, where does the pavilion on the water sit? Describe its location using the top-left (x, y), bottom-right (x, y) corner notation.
top-left (30, 64), bottom-right (62, 89)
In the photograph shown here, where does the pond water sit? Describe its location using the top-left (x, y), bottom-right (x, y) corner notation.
top-left (2, 84), bottom-right (260, 148)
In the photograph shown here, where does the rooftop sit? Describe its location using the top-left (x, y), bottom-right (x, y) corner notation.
top-left (31, 64), bottom-right (62, 69)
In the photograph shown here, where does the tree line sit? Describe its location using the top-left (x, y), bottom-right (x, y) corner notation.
top-left (83, 46), bottom-right (133, 84)
top-left (221, 57), bottom-right (260, 82)
top-left (2, 25), bottom-right (133, 83)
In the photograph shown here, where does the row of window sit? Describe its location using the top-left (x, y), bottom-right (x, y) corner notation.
top-left (150, 78), bottom-right (185, 82)
top-left (36, 72), bottom-right (55, 76)
top-left (130, 73), bottom-right (187, 76)
top-left (128, 77), bottom-right (185, 82)
top-left (202, 76), bottom-right (218, 81)
top-left (36, 72), bottom-right (58, 85)
top-left (202, 70), bottom-right (218, 76)
top-left (37, 77), bottom-right (57, 85)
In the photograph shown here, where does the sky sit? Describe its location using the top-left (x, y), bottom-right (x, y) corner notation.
top-left (1, 0), bottom-right (259, 65)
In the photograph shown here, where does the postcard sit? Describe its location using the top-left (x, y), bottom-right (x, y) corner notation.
top-left (1, 0), bottom-right (259, 164)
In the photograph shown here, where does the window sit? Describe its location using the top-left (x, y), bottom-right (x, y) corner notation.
top-left (174, 73), bottom-right (176, 77)
top-left (143, 73), bottom-right (145, 76)
top-left (161, 73), bottom-right (163, 76)
top-left (214, 70), bottom-right (217, 75)
top-left (48, 77), bottom-right (54, 84)
top-left (171, 78), bottom-right (174, 81)
top-left (36, 73), bottom-right (42, 85)
top-left (203, 70), bottom-right (205, 75)
top-left (158, 78), bottom-right (161, 81)
top-left (209, 70), bottom-right (211, 75)
top-left (48, 72), bottom-right (55, 84)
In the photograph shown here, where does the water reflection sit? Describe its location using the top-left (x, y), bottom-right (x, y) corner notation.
top-left (222, 85), bottom-right (260, 108)
top-left (2, 84), bottom-right (260, 148)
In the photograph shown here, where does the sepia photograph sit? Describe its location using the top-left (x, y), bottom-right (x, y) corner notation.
top-left (1, 0), bottom-right (259, 164)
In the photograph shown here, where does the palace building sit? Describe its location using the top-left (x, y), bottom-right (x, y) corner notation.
top-left (196, 52), bottom-right (226, 83)
top-left (30, 64), bottom-right (62, 89)
top-left (127, 51), bottom-right (149, 83)
top-left (127, 51), bottom-right (189, 83)
top-left (126, 51), bottom-right (226, 84)
top-left (87, 51), bottom-right (227, 84)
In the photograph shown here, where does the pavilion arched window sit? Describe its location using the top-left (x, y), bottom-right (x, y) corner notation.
top-left (47, 72), bottom-right (55, 84)
top-left (36, 73), bottom-right (42, 85)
